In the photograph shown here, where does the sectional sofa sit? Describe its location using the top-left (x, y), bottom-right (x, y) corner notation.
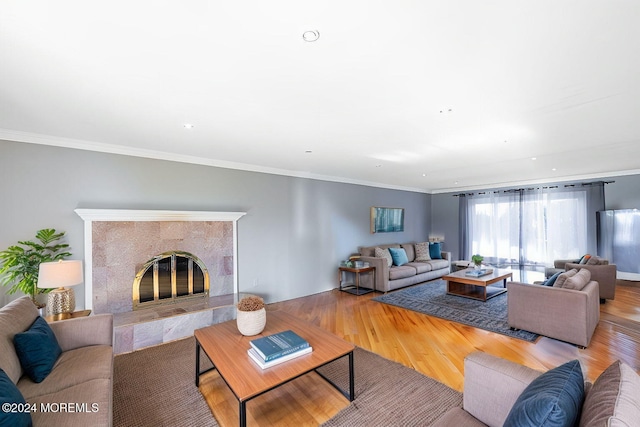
top-left (357, 242), bottom-right (451, 292)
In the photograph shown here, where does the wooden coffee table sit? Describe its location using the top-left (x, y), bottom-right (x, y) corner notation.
top-left (443, 268), bottom-right (513, 302)
top-left (194, 311), bottom-right (355, 427)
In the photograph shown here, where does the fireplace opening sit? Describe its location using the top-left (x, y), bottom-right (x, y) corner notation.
top-left (133, 251), bottom-right (209, 309)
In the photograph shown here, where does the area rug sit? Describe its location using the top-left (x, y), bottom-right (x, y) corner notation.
top-left (113, 336), bottom-right (462, 426)
top-left (373, 280), bottom-right (540, 342)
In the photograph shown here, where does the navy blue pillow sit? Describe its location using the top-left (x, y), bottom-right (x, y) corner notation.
top-left (0, 368), bottom-right (32, 427)
top-left (388, 247), bottom-right (409, 266)
top-left (504, 359), bottom-right (585, 427)
top-left (429, 242), bottom-right (442, 259)
top-left (13, 317), bottom-right (62, 383)
top-left (544, 271), bottom-right (563, 287)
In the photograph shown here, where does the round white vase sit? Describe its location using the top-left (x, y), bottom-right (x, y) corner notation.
top-left (236, 307), bottom-right (267, 336)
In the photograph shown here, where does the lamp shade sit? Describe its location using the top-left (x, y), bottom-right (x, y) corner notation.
top-left (37, 260), bottom-right (83, 289)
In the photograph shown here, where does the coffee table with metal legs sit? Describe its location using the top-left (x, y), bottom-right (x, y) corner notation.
top-left (195, 311), bottom-right (355, 427)
top-left (443, 268), bottom-right (513, 302)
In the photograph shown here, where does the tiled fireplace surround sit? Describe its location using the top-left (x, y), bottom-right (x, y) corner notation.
top-left (75, 209), bottom-right (246, 354)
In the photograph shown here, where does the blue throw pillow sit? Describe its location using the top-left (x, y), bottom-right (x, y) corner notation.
top-left (388, 247), bottom-right (409, 266)
top-left (429, 242), bottom-right (442, 259)
top-left (504, 360), bottom-right (585, 427)
top-left (544, 271), bottom-right (563, 287)
top-left (13, 317), bottom-right (62, 383)
top-left (0, 368), bottom-right (32, 427)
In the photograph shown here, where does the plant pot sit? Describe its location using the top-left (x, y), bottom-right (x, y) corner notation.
top-left (474, 263), bottom-right (482, 270)
top-left (236, 307), bottom-right (266, 336)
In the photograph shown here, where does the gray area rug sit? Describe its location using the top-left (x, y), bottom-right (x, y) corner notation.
top-left (373, 279), bottom-right (540, 342)
top-left (114, 336), bottom-right (462, 426)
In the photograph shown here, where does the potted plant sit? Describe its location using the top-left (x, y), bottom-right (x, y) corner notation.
top-left (471, 254), bottom-right (484, 270)
top-left (236, 295), bottom-right (266, 336)
top-left (0, 229), bottom-right (72, 308)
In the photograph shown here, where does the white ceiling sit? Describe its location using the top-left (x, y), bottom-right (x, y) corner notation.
top-left (2, 1), bottom-right (640, 193)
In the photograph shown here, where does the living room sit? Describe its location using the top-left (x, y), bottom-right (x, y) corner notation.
top-left (2, 1), bottom-right (640, 426)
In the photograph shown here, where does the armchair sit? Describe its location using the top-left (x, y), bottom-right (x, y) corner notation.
top-left (507, 280), bottom-right (600, 348)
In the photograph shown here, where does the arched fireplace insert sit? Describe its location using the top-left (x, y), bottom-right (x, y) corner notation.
top-left (133, 251), bottom-right (210, 309)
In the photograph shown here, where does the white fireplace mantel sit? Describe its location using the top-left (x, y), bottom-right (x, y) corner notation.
top-left (75, 209), bottom-right (246, 310)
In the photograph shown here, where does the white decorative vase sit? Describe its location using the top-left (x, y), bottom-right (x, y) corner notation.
top-left (236, 308), bottom-right (266, 336)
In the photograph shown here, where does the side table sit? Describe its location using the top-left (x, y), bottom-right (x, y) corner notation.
top-left (338, 266), bottom-right (376, 295)
top-left (44, 309), bottom-right (92, 322)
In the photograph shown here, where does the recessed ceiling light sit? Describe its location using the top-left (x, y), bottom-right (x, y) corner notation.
top-left (183, 124), bottom-right (194, 130)
top-left (552, 168), bottom-right (557, 171)
top-left (422, 173), bottom-right (427, 177)
top-left (302, 30), bottom-right (320, 42)
top-left (531, 157), bottom-right (537, 161)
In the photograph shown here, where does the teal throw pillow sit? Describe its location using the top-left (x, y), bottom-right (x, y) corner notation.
top-left (544, 272), bottom-right (563, 287)
top-left (0, 368), bottom-right (32, 426)
top-left (13, 316), bottom-right (62, 383)
top-left (388, 247), bottom-right (409, 266)
top-left (429, 242), bottom-right (442, 259)
top-left (504, 359), bottom-right (585, 427)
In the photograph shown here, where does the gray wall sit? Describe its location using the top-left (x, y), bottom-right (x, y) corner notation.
top-left (431, 176), bottom-right (640, 261)
top-left (0, 140), bottom-right (432, 307)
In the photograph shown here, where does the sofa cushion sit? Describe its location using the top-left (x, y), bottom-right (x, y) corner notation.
top-left (543, 271), bottom-right (563, 287)
top-left (586, 256), bottom-right (601, 265)
top-left (13, 317), bottom-right (62, 383)
top-left (406, 262), bottom-right (432, 274)
top-left (0, 368), bottom-right (32, 427)
top-left (18, 345), bottom-right (113, 401)
top-left (374, 247), bottom-right (393, 267)
top-left (401, 244), bottom-right (416, 262)
top-left (389, 265), bottom-right (417, 281)
top-left (414, 242), bottom-right (431, 262)
top-left (579, 360), bottom-right (640, 427)
top-left (388, 247), bottom-right (409, 266)
top-left (561, 269), bottom-right (591, 291)
top-left (553, 268), bottom-right (578, 288)
top-left (503, 359), bottom-right (584, 427)
top-left (429, 242), bottom-right (443, 259)
top-left (426, 259), bottom-right (449, 270)
top-left (0, 296), bottom-right (40, 384)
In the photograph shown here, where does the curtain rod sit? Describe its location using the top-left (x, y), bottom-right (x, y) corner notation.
top-left (453, 180), bottom-right (614, 197)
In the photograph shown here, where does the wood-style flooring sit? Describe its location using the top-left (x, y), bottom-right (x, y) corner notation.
top-left (199, 280), bottom-right (640, 426)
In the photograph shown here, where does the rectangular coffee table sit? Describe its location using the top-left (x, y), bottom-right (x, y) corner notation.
top-left (443, 268), bottom-right (513, 302)
top-left (194, 310), bottom-right (355, 427)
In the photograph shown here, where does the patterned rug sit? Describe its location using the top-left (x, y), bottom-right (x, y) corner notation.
top-left (373, 280), bottom-right (540, 342)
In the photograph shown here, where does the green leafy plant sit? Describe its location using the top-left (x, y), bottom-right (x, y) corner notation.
top-left (0, 229), bottom-right (72, 307)
top-left (471, 254), bottom-right (484, 266)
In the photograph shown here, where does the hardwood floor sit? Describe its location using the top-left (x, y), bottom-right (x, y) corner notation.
top-left (199, 280), bottom-right (640, 426)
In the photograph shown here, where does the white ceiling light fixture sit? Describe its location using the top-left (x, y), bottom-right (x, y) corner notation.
top-left (302, 30), bottom-right (320, 42)
top-left (183, 124), bottom-right (194, 130)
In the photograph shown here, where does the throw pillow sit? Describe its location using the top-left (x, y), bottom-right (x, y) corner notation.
top-left (562, 268), bottom-right (591, 291)
top-left (429, 242), bottom-right (442, 259)
top-left (543, 271), bottom-right (563, 287)
top-left (553, 269), bottom-right (578, 288)
top-left (0, 368), bottom-right (32, 427)
top-left (414, 242), bottom-right (431, 262)
top-left (579, 254), bottom-right (592, 264)
top-left (586, 256), bottom-right (600, 265)
top-left (388, 247), bottom-right (409, 266)
top-left (13, 316), bottom-right (62, 383)
top-left (374, 247), bottom-right (393, 268)
top-left (503, 359), bottom-right (585, 427)
top-left (579, 360), bottom-right (640, 427)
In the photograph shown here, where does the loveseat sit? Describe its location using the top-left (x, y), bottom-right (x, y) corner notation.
top-left (507, 269), bottom-right (600, 348)
top-left (357, 242), bottom-right (450, 292)
top-left (433, 351), bottom-right (640, 427)
top-left (0, 296), bottom-right (113, 426)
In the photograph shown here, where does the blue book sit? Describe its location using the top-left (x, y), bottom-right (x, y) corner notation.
top-left (249, 330), bottom-right (310, 362)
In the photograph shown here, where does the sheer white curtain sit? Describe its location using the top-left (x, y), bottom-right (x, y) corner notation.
top-left (464, 188), bottom-right (589, 268)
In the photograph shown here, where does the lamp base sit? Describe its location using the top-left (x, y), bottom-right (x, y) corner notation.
top-left (46, 288), bottom-right (75, 316)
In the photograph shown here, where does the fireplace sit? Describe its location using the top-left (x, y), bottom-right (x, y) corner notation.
top-left (133, 251), bottom-right (209, 309)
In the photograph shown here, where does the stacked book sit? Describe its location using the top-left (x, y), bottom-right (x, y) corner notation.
top-left (465, 268), bottom-right (494, 277)
top-left (247, 330), bottom-right (312, 369)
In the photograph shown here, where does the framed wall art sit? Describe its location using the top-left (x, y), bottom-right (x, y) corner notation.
top-left (370, 207), bottom-right (404, 233)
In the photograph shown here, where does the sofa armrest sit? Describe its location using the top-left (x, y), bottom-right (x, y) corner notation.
top-left (463, 352), bottom-right (542, 427)
top-left (49, 314), bottom-right (113, 352)
top-left (358, 256), bottom-right (388, 292)
top-left (554, 258), bottom-right (579, 269)
top-left (507, 281), bottom-right (600, 347)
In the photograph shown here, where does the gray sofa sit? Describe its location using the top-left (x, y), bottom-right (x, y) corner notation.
top-left (0, 296), bottom-right (113, 426)
top-left (357, 242), bottom-right (451, 292)
top-left (545, 256), bottom-right (616, 301)
top-left (433, 351), bottom-right (640, 427)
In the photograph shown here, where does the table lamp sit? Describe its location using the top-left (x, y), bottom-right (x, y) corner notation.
top-left (38, 260), bottom-right (83, 316)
